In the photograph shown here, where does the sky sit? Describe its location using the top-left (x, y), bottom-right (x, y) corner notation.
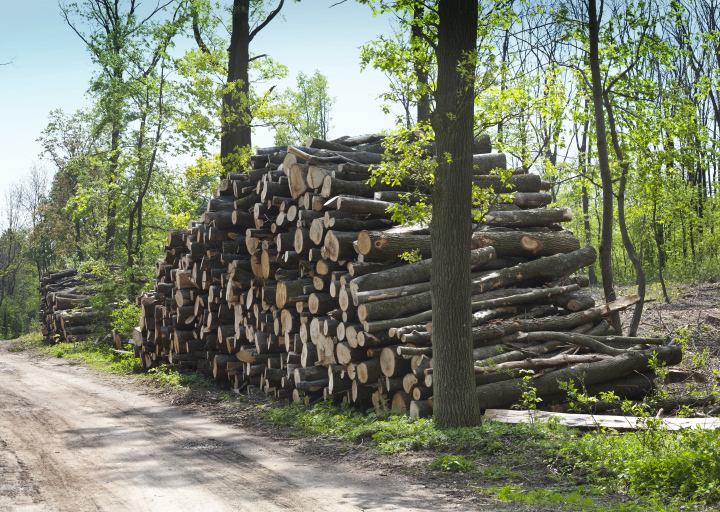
top-left (0, 0), bottom-right (398, 199)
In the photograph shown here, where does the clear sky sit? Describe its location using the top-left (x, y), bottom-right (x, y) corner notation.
top-left (0, 0), bottom-right (397, 198)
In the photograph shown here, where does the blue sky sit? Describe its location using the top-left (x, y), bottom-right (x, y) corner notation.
top-left (0, 0), bottom-right (397, 198)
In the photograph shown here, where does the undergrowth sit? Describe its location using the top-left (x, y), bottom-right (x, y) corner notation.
top-left (265, 400), bottom-right (720, 508)
top-left (564, 427), bottom-right (720, 503)
top-left (265, 400), bottom-right (550, 454)
top-left (36, 340), bottom-right (214, 389)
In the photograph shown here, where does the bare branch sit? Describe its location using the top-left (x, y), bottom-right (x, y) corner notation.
top-left (249, 0), bottom-right (284, 42)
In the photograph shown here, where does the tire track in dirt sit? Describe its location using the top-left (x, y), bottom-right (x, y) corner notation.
top-left (0, 348), bottom-right (467, 511)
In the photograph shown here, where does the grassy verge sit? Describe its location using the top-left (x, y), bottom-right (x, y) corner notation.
top-left (10, 333), bottom-right (215, 389)
top-left (265, 400), bottom-right (719, 510)
top-left (9, 335), bottom-right (719, 510)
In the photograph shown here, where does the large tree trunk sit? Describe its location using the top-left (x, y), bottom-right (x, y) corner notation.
top-left (587, 0), bottom-right (622, 334)
top-left (222, 0), bottom-right (253, 169)
top-left (429, 0), bottom-right (480, 427)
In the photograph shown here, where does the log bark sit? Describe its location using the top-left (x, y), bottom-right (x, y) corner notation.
top-left (350, 247), bottom-right (495, 295)
top-left (469, 284), bottom-right (580, 311)
top-left (471, 152), bottom-right (506, 175)
top-left (330, 196), bottom-right (394, 218)
top-left (409, 400), bottom-right (433, 418)
top-left (472, 295), bottom-right (641, 346)
top-left (475, 346), bottom-right (682, 409)
top-left (508, 192), bottom-right (552, 208)
top-left (473, 173), bottom-right (542, 193)
top-left (324, 230), bottom-right (360, 262)
top-left (276, 278), bottom-right (314, 309)
top-left (469, 246), bottom-right (597, 295)
top-left (321, 176), bottom-right (409, 199)
top-left (357, 230), bottom-right (432, 260)
top-left (380, 346), bottom-right (413, 377)
top-left (335, 342), bottom-right (366, 365)
top-left (474, 353), bottom-right (613, 374)
top-left (482, 207), bottom-right (572, 227)
top-left (308, 293), bottom-right (336, 315)
top-left (325, 217), bottom-right (394, 232)
top-left (470, 231), bottom-right (580, 258)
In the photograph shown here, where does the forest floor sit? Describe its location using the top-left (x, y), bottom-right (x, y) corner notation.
top-left (1, 281), bottom-right (720, 511)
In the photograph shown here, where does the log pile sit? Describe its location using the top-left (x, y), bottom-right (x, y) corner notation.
top-left (131, 135), bottom-right (681, 416)
top-left (39, 267), bottom-right (121, 343)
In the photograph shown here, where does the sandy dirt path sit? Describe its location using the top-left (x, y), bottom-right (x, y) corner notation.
top-left (0, 347), bottom-right (468, 512)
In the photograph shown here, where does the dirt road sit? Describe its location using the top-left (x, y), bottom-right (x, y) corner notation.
top-left (0, 346), bottom-right (467, 512)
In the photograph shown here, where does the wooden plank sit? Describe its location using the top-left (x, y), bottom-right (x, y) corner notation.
top-left (483, 409), bottom-right (720, 431)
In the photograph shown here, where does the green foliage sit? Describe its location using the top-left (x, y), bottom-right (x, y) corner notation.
top-left (564, 428), bottom-right (720, 503)
top-left (265, 399), bottom-right (549, 454)
top-left (273, 70), bottom-right (335, 145)
top-left (175, 1), bottom-right (292, 155)
top-left (368, 124), bottom-right (514, 228)
top-left (266, 397), bottom-right (720, 504)
top-left (359, 21), bottom-right (434, 127)
top-left (111, 301), bottom-right (141, 337)
top-left (429, 454), bottom-right (474, 473)
top-left (39, 341), bottom-right (137, 375)
top-left (512, 369), bottom-right (542, 412)
top-left (145, 364), bottom-right (214, 389)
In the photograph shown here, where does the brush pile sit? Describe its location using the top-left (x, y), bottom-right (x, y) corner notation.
top-left (132, 135), bottom-right (681, 416)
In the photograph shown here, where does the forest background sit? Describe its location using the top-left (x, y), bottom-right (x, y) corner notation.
top-left (0, 0), bottom-right (718, 342)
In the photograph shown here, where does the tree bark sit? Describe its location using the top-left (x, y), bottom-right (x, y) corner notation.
top-left (587, 0), bottom-right (622, 333)
top-left (605, 95), bottom-right (645, 336)
top-left (472, 295), bottom-right (640, 345)
top-left (428, 0), bottom-right (480, 427)
top-left (482, 207), bottom-right (572, 227)
top-left (475, 346), bottom-right (681, 409)
top-left (350, 246), bottom-right (495, 296)
top-left (330, 196), bottom-right (395, 217)
top-left (222, 0), bottom-right (284, 171)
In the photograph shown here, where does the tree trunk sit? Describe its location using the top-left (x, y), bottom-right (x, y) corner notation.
top-left (412, 5), bottom-right (431, 125)
top-left (587, 0), bottom-right (622, 333)
top-left (222, 0), bottom-right (252, 168)
top-left (605, 96), bottom-right (645, 336)
top-left (428, 0), bottom-right (480, 427)
top-left (652, 202), bottom-right (670, 303)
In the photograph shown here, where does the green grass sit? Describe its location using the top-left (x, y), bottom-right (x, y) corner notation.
top-left (563, 427), bottom-right (720, 503)
top-left (35, 340), bottom-right (215, 389)
top-left (483, 484), bottom-right (682, 511)
top-left (265, 400), bottom-right (720, 508)
top-left (265, 400), bottom-right (550, 454)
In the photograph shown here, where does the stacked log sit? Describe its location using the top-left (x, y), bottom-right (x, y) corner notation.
top-left (131, 135), bottom-right (680, 415)
top-left (39, 267), bottom-right (121, 343)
